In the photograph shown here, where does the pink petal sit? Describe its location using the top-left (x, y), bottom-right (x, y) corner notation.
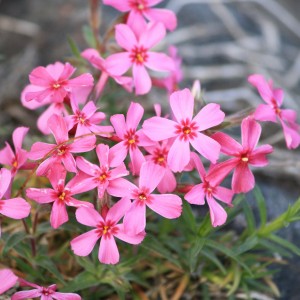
top-left (96, 144), bottom-right (109, 167)
top-left (99, 236), bottom-right (119, 264)
top-left (109, 163), bottom-right (129, 179)
top-left (280, 108), bottom-right (297, 123)
top-left (193, 103), bottom-right (225, 131)
top-left (127, 10), bottom-right (147, 38)
top-left (139, 162), bottom-right (165, 192)
top-left (109, 141), bottom-right (128, 167)
top-left (126, 102), bottom-right (144, 130)
top-left (248, 74), bottom-right (273, 105)
top-left (169, 88), bottom-right (194, 122)
top-left (26, 188), bottom-right (56, 204)
top-left (273, 87), bottom-right (284, 107)
top-left (145, 52), bottom-right (174, 72)
top-left (250, 144), bottom-right (273, 166)
top-left (213, 186), bottom-right (234, 205)
top-left (0, 168), bottom-right (12, 199)
top-left (144, 8), bottom-right (177, 31)
top-left (13, 127), bottom-right (29, 150)
top-left (0, 269), bottom-right (18, 294)
top-left (190, 133), bottom-right (220, 164)
top-left (206, 196), bottom-right (227, 227)
top-left (129, 146), bottom-right (145, 176)
top-left (0, 143), bottom-right (14, 166)
top-left (71, 229), bottom-right (99, 256)
top-left (50, 200), bottom-right (68, 228)
top-left (123, 200), bottom-right (146, 234)
top-left (48, 114), bottom-right (68, 144)
top-left (105, 52), bottom-right (132, 76)
top-left (115, 24), bottom-right (137, 51)
top-left (212, 132), bottom-right (242, 156)
top-left (167, 137), bottom-right (190, 172)
top-left (29, 66), bottom-right (53, 86)
top-left (148, 194), bottom-right (182, 218)
top-left (69, 135), bottom-right (96, 153)
top-left (57, 62), bottom-right (75, 81)
top-left (232, 163), bottom-right (255, 193)
top-left (133, 64), bottom-right (151, 95)
top-left (61, 153), bottom-right (77, 173)
top-left (102, 0), bottom-right (130, 11)
top-left (107, 178), bottom-right (136, 198)
top-left (114, 224), bottom-right (145, 245)
top-left (157, 168), bottom-right (177, 193)
top-left (52, 292), bottom-right (81, 300)
top-left (106, 197), bottom-right (132, 224)
top-left (68, 73), bottom-right (93, 88)
top-left (76, 156), bottom-right (99, 176)
top-left (110, 114), bottom-right (126, 139)
top-left (76, 206), bottom-right (103, 227)
top-left (253, 104), bottom-right (277, 122)
top-left (184, 184), bottom-right (205, 205)
top-left (143, 117), bottom-right (177, 141)
top-left (35, 157), bottom-right (55, 177)
top-left (47, 163), bottom-right (67, 188)
top-left (66, 197), bottom-right (93, 209)
top-left (190, 152), bottom-right (206, 181)
top-left (147, 0), bottom-right (163, 5)
top-left (0, 198), bottom-right (31, 219)
top-left (28, 142), bottom-right (55, 160)
top-left (280, 120), bottom-right (300, 149)
top-left (11, 289), bottom-right (41, 300)
top-left (139, 22), bottom-right (166, 49)
top-left (241, 117), bottom-right (262, 151)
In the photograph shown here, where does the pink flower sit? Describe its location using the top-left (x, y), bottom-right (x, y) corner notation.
top-left (76, 144), bottom-right (130, 198)
top-left (71, 197), bottom-right (145, 264)
top-left (81, 48), bottom-right (133, 97)
top-left (28, 114), bottom-right (96, 176)
top-left (248, 74), bottom-right (300, 149)
top-left (11, 279), bottom-right (81, 300)
top-left (0, 268), bottom-right (18, 295)
top-left (21, 62), bottom-right (93, 134)
top-left (26, 163), bottom-right (93, 229)
top-left (103, 0), bottom-right (177, 34)
top-left (184, 153), bottom-right (234, 227)
top-left (0, 127), bottom-right (30, 176)
top-left (110, 102), bottom-right (155, 175)
top-left (152, 46), bottom-right (183, 94)
top-left (65, 98), bottom-right (114, 137)
top-left (207, 117), bottom-right (273, 194)
top-left (143, 88), bottom-right (225, 172)
top-left (0, 168), bottom-right (31, 224)
top-left (144, 139), bottom-right (177, 193)
top-left (105, 22), bottom-right (174, 95)
top-left (109, 162), bottom-right (182, 235)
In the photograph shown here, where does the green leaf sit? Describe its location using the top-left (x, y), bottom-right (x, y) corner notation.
top-left (2, 232), bottom-right (29, 255)
top-left (188, 237), bottom-right (206, 271)
top-left (61, 271), bottom-right (100, 292)
top-left (242, 200), bottom-right (256, 234)
top-left (181, 200), bottom-right (197, 233)
top-left (67, 37), bottom-right (82, 59)
top-left (201, 248), bottom-right (226, 274)
top-left (234, 235), bottom-right (258, 255)
top-left (35, 255), bottom-right (66, 284)
top-left (253, 186), bottom-right (267, 227)
top-left (268, 234), bottom-right (300, 256)
top-left (227, 263), bottom-right (241, 296)
top-left (82, 25), bottom-right (97, 48)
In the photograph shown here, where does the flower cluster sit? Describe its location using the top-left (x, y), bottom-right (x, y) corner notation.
top-left (1, 0), bottom-right (300, 298)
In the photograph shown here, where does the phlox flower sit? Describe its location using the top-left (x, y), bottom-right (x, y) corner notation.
top-left (152, 46), bottom-right (183, 94)
top-left (207, 117), bottom-right (273, 194)
top-left (11, 279), bottom-right (81, 300)
top-left (109, 162), bottom-right (182, 235)
top-left (0, 268), bottom-right (18, 295)
top-left (184, 153), bottom-right (234, 227)
top-left (248, 74), bottom-right (300, 149)
top-left (28, 114), bottom-right (95, 176)
top-left (81, 48), bottom-right (133, 97)
top-left (76, 144), bottom-right (130, 198)
top-left (105, 22), bottom-right (174, 95)
top-left (65, 97), bottom-right (114, 137)
top-left (144, 139), bottom-right (177, 193)
top-left (26, 163), bottom-right (93, 229)
top-left (103, 0), bottom-right (177, 35)
top-left (71, 197), bottom-right (145, 264)
top-left (110, 102), bottom-right (155, 175)
top-left (0, 168), bottom-right (31, 225)
top-left (143, 88), bottom-right (225, 172)
top-left (0, 127), bottom-right (30, 177)
top-left (21, 62), bottom-right (94, 134)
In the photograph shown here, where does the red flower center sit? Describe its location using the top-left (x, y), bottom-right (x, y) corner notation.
top-left (75, 111), bottom-right (89, 125)
top-left (271, 99), bottom-right (281, 116)
top-left (130, 46), bottom-right (148, 65)
top-left (240, 152), bottom-right (249, 163)
top-left (175, 119), bottom-right (198, 141)
top-left (129, 0), bottom-right (148, 11)
top-left (203, 181), bottom-right (214, 196)
top-left (96, 220), bottom-right (118, 238)
top-left (42, 288), bottom-right (53, 296)
top-left (152, 147), bottom-right (168, 167)
top-left (124, 128), bottom-right (139, 149)
top-left (56, 145), bottom-right (68, 156)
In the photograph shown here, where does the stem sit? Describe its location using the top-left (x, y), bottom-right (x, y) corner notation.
top-left (89, 0), bottom-right (102, 52)
top-left (22, 219), bottom-right (36, 257)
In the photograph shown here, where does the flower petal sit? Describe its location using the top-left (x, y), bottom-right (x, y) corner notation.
top-left (206, 196), bottom-right (227, 227)
top-left (253, 104), bottom-right (277, 122)
top-left (106, 197), bottom-right (132, 224)
top-left (0, 269), bottom-right (18, 294)
top-left (167, 137), bottom-right (190, 172)
top-left (145, 52), bottom-right (174, 72)
top-left (114, 224), bottom-right (145, 245)
top-left (139, 22), bottom-right (166, 49)
top-left (99, 236), bottom-right (119, 264)
top-left (71, 229), bottom-right (99, 256)
top-left (133, 64), bottom-right (151, 95)
top-left (139, 162), bottom-right (165, 192)
top-left (0, 198), bottom-right (31, 219)
top-left (143, 117), bottom-right (177, 141)
top-left (75, 206), bottom-right (103, 227)
top-left (241, 117), bottom-right (262, 151)
top-left (50, 200), bottom-right (68, 229)
top-left (105, 52), bottom-right (132, 76)
top-left (232, 163), bottom-right (255, 194)
top-left (115, 24), bottom-right (137, 51)
top-left (184, 184), bottom-right (205, 205)
top-left (124, 201), bottom-right (146, 235)
top-left (144, 8), bottom-right (177, 31)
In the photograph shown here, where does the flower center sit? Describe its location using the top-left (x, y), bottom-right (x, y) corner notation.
top-left (129, 0), bottom-right (147, 11)
top-left (57, 145), bottom-right (67, 156)
top-left (124, 129), bottom-right (139, 149)
top-left (175, 119), bottom-right (198, 141)
top-left (96, 220), bottom-right (118, 238)
top-left (240, 153), bottom-right (249, 163)
top-left (138, 193), bottom-right (147, 201)
top-left (12, 159), bottom-right (18, 168)
top-left (42, 288), bottom-right (53, 296)
top-left (130, 46), bottom-right (148, 65)
top-left (99, 173), bottom-right (108, 182)
top-left (53, 83), bottom-right (61, 89)
top-left (152, 147), bottom-right (168, 167)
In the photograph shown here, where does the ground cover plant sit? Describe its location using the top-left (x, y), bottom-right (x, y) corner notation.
top-left (1, 1), bottom-right (300, 299)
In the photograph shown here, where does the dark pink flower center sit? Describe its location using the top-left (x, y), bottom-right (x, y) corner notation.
top-left (57, 189), bottom-right (70, 203)
top-left (271, 99), bottom-right (281, 116)
top-left (203, 181), bottom-right (215, 197)
top-left (98, 167), bottom-right (110, 183)
top-left (152, 147), bottom-right (168, 167)
top-left (51, 80), bottom-right (66, 90)
top-left (96, 220), bottom-right (118, 238)
top-left (56, 145), bottom-right (68, 156)
top-left (75, 110), bottom-right (89, 126)
top-left (240, 152), bottom-right (250, 163)
top-left (133, 188), bottom-right (151, 205)
top-left (42, 288), bottom-right (54, 296)
top-left (129, 0), bottom-right (148, 12)
top-left (175, 119), bottom-right (198, 141)
top-left (124, 128), bottom-right (139, 149)
top-left (130, 46), bottom-right (148, 65)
